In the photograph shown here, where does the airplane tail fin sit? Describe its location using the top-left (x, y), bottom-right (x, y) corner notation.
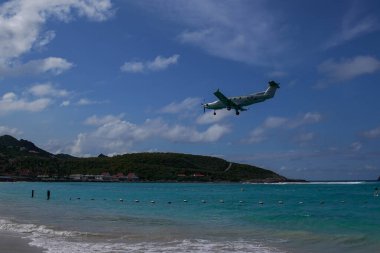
top-left (265, 80), bottom-right (280, 98)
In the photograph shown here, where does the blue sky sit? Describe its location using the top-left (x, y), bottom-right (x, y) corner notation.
top-left (1, 0), bottom-right (380, 180)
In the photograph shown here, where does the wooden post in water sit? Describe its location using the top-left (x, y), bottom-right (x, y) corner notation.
top-left (31, 190), bottom-right (34, 198)
top-left (47, 190), bottom-right (51, 200)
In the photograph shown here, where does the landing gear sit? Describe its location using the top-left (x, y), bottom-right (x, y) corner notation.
top-left (213, 111), bottom-right (216, 115)
top-left (235, 110), bottom-right (240, 115)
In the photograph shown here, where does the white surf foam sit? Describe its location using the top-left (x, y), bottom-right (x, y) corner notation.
top-left (29, 239), bottom-right (285, 253)
top-left (0, 218), bottom-right (83, 237)
top-left (0, 219), bottom-right (285, 253)
top-left (308, 181), bottom-right (364, 185)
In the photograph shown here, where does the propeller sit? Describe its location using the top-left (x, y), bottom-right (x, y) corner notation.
top-left (202, 99), bottom-right (206, 113)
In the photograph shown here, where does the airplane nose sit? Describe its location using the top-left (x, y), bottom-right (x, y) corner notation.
top-left (203, 103), bottom-right (208, 113)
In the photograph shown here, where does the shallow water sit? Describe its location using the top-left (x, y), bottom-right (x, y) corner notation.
top-left (0, 182), bottom-right (379, 252)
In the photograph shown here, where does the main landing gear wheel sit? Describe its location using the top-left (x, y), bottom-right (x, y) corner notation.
top-left (235, 111), bottom-right (240, 115)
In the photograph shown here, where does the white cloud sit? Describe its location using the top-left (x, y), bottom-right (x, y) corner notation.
top-left (303, 112), bottom-right (322, 123)
top-left (0, 92), bottom-right (51, 115)
top-left (60, 100), bottom-right (70, 107)
top-left (0, 84), bottom-right (75, 114)
top-left (77, 98), bottom-right (92, 106)
top-left (35, 30), bottom-right (56, 49)
top-left (28, 83), bottom-right (69, 97)
top-left (324, 3), bottom-right (379, 49)
top-left (0, 0), bottom-right (112, 75)
top-left (68, 115), bottom-right (230, 156)
top-left (38, 57), bottom-right (74, 74)
top-left (84, 114), bottom-right (124, 126)
top-left (147, 55), bottom-right (180, 71)
top-left (69, 117), bottom-right (148, 155)
top-left (350, 142), bottom-right (362, 152)
top-left (160, 97), bottom-right (201, 114)
top-left (0, 57), bottom-right (73, 76)
top-left (248, 116), bottom-right (289, 143)
top-left (70, 0), bottom-right (114, 21)
top-left (137, 1), bottom-right (287, 65)
top-left (248, 127), bottom-right (267, 143)
top-left (362, 126), bottom-right (380, 139)
top-left (0, 125), bottom-right (22, 136)
top-left (248, 112), bottom-right (322, 143)
top-left (76, 98), bottom-right (99, 106)
top-left (163, 123), bottom-right (230, 143)
top-left (2, 92), bottom-right (17, 101)
top-left (263, 116), bottom-right (288, 128)
top-left (317, 56), bottom-right (380, 86)
top-left (58, 98), bottom-right (105, 107)
top-left (120, 61), bottom-right (145, 73)
top-left (121, 54), bottom-right (180, 73)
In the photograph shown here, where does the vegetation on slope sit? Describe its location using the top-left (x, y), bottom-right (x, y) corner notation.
top-left (0, 135), bottom-right (287, 182)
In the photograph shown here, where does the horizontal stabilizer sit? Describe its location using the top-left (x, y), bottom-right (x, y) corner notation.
top-left (268, 80), bottom-right (280, 88)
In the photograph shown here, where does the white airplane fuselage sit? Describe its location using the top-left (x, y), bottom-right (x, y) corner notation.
top-left (205, 92), bottom-right (267, 110)
top-left (203, 81), bottom-right (279, 115)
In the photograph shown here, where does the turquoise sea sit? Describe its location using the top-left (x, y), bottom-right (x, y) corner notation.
top-left (0, 182), bottom-right (379, 253)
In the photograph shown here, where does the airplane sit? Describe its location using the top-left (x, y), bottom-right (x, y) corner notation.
top-left (202, 80), bottom-right (280, 115)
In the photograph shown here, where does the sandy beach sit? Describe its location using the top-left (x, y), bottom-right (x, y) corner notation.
top-left (0, 232), bottom-right (43, 253)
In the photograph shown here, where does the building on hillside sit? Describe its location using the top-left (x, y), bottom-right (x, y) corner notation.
top-left (113, 172), bottom-right (127, 181)
top-left (69, 174), bottom-right (83, 181)
top-left (127, 172), bottom-right (139, 181)
top-left (94, 175), bottom-right (104, 181)
top-left (101, 172), bottom-right (113, 181)
top-left (18, 169), bottom-right (31, 177)
top-left (82, 175), bottom-right (96, 181)
top-left (0, 176), bottom-right (14, 182)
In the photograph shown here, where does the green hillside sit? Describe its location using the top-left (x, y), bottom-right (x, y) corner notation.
top-left (0, 135), bottom-right (287, 182)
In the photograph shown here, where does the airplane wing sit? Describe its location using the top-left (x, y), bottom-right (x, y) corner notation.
top-left (213, 89), bottom-right (247, 111)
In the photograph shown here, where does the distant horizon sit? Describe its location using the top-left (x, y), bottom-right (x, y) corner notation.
top-left (1, 0), bottom-right (380, 181)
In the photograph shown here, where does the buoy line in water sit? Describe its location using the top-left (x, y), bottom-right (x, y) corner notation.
top-left (31, 190), bottom-right (377, 206)
top-left (60, 197), bottom-right (375, 207)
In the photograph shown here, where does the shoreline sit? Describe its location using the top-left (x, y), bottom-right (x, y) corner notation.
top-left (3, 179), bottom-right (380, 184)
top-left (0, 231), bottom-right (43, 253)
top-left (0, 178), bottom-right (303, 183)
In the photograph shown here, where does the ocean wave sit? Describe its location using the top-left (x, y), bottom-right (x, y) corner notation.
top-left (0, 218), bottom-right (284, 253)
top-left (29, 239), bottom-right (285, 253)
top-left (0, 218), bottom-right (84, 237)
top-left (308, 181), bottom-right (365, 185)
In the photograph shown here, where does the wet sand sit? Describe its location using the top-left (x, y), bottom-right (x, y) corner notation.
top-left (0, 232), bottom-right (43, 253)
